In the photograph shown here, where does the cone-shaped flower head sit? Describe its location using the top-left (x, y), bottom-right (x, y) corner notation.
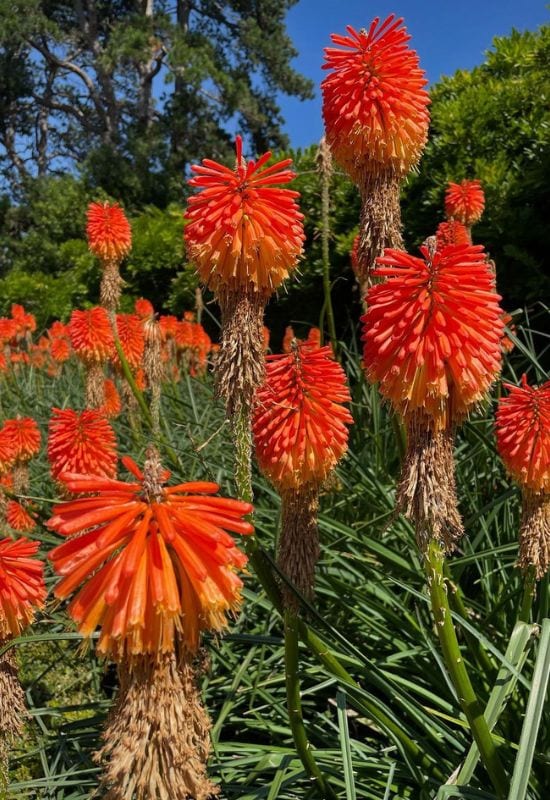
top-left (115, 313), bottom-right (145, 370)
top-left (0, 538), bottom-right (46, 638)
top-left (435, 220), bottom-right (471, 249)
top-left (6, 501), bottom-right (37, 532)
top-left (47, 451), bottom-right (254, 659)
top-left (102, 379), bottom-right (122, 418)
top-left (0, 429), bottom-right (16, 475)
top-left (2, 417), bottom-right (41, 464)
top-left (185, 136), bottom-right (305, 293)
top-left (48, 408), bottom-right (118, 481)
top-left (321, 15), bottom-right (430, 179)
top-left (69, 307), bottom-right (115, 365)
top-left (86, 201), bottom-right (132, 263)
top-left (253, 343), bottom-right (353, 490)
top-left (363, 243), bottom-right (504, 429)
top-left (444, 180), bottom-right (485, 226)
top-left (496, 376), bottom-right (550, 493)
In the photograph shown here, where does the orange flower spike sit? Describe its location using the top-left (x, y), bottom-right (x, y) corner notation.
top-left (6, 501), bottom-right (37, 532)
top-left (86, 201), bottom-right (132, 263)
top-left (496, 376), bottom-right (550, 493)
top-left (0, 537), bottom-right (46, 638)
top-left (134, 298), bottom-right (155, 319)
top-left (444, 180), bottom-right (485, 226)
top-left (322, 16), bottom-right (430, 178)
top-left (0, 430), bottom-right (16, 475)
top-left (102, 379), bottom-right (122, 418)
top-left (69, 307), bottom-right (115, 365)
top-left (185, 136), bottom-right (305, 293)
top-left (253, 344), bottom-right (353, 490)
top-left (115, 314), bottom-right (145, 370)
top-left (363, 243), bottom-right (504, 428)
top-left (48, 408), bottom-right (118, 481)
top-left (47, 455), bottom-right (254, 659)
top-left (2, 417), bottom-right (41, 463)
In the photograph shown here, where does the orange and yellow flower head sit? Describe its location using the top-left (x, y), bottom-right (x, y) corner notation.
top-left (185, 136), bottom-right (305, 294)
top-left (69, 307), bottom-right (115, 365)
top-left (2, 417), bottom-right (41, 464)
top-left (321, 15), bottom-right (430, 179)
top-left (253, 343), bottom-right (353, 490)
top-left (48, 408), bottom-right (118, 482)
top-left (444, 180), bottom-right (485, 226)
top-left (47, 453), bottom-right (253, 660)
top-left (496, 376), bottom-right (550, 494)
top-left (0, 537), bottom-right (46, 638)
top-left (435, 220), bottom-right (471, 249)
top-left (363, 243), bottom-right (504, 429)
top-left (86, 201), bottom-right (132, 263)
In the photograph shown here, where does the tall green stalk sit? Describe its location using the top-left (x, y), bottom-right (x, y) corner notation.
top-left (425, 541), bottom-right (507, 797)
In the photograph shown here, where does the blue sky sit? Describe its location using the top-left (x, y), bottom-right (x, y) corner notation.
top-left (279, 0), bottom-right (549, 148)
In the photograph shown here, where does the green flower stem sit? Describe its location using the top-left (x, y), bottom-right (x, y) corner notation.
top-left (113, 337), bottom-right (153, 428)
top-left (285, 610), bottom-right (339, 799)
top-left (0, 739), bottom-right (7, 800)
top-left (318, 139), bottom-right (338, 354)
top-left (426, 541), bottom-right (507, 797)
top-left (519, 568), bottom-right (536, 624)
top-left (232, 404), bottom-right (253, 505)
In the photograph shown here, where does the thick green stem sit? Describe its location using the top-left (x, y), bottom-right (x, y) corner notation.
top-left (519, 568), bottom-right (536, 624)
top-left (0, 739), bottom-right (7, 800)
top-left (285, 611), bottom-right (338, 799)
top-left (232, 404), bottom-right (253, 505)
top-left (426, 541), bottom-right (507, 797)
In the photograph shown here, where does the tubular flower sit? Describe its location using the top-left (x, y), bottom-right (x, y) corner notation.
top-left (115, 313), bottom-right (145, 370)
top-left (253, 343), bottom-right (353, 490)
top-left (6, 501), bottom-right (37, 533)
top-left (134, 298), bottom-right (155, 320)
top-left (363, 243), bottom-right (504, 428)
top-left (0, 537), bottom-right (46, 638)
top-left (48, 408), bottom-right (118, 481)
top-left (321, 16), bottom-right (430, 178)
top-left (102, 379), bottom-right (122, 418)
top-left (253, 342), bottom-right (352, 605)
top-left (496, 376), bottom-right (550, 578)
top-left (0, 430), bottom-right (16, 475)
top-left (185, 135), bottom-right (304, 294)
top-left (47, 451), bottom-right (254, 659)
top-left (2, 418), bottom-right (41, 464)
top-left (496, 376), bottom-right (550, 494)
top-left (444, 180), bottom-right (485, 226)
top-left (501, 312), bottom-right (516, 354)
top-left (69, 307), bottom-right (115, 365)
top-left (86, 201), bottom-right (132, 263)
top-left (363, 243), bottom-right (503, 551)
top-left (435, 220), bottom-right (471, 249)
top-left (11, 304), bottom-right (36, 337)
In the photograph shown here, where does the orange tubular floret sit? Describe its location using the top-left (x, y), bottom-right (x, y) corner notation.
top-left (47, 460), bottom-right (253, 660)
top-left (253, 343), bottom-right (353, 490)
top-left (321, 15), bottom-right (430, 178)
top-left (0, 537), bottom-right (46, 638)
top-left (362, 244), bottom-right (504, 428)
top-left (69, 307), bottom-right (115, 365)
top-left (185, 135), bottom-right (305, 293)
top-left (496, 375), bottom-right (550, 493)
top-left (2, 417), bottom-right (41, 463)
top-left (86, 201), bottom-right (132, 262)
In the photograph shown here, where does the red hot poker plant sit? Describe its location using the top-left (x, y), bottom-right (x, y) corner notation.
top-left (322, 16), bottom-right (430, 292)
top-left (253, 342), bottom-right (352, 605)
top-left (445, 179), bottom-right (485, 228)
top-left (47, 447), bottom-right (253, 800)
top-left (496, 375), bottom-right (550, 577)
top-left (363, 243), bottom-right (504, 550)
top-left (86, 201), bottom-right (132, 312)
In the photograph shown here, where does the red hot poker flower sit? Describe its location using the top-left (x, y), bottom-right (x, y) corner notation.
top-left (115, 314), bottom-right (145, 371)
top-left (496, 376), bottom-right (550, 493)
top-left (6, 501), bottom-right (37, 533)
top-left (47, 453), bottom-right (253, 659)
top-left (444, 180), bottom-right (485, 226)
top-left (435, 220), bottom-right (471, 249)
top-left (253, 344), bottom-right (353, 490)
top-left (69, 307), bottom-right (115, 365)
top-left (0, 538), bottom-right (46, 638)
top-left (86, 201), bottom-right (132, 263)
top-left (185, 136), bottom-right (305, 293)
top-left (363, 243), bottom-right (503, 429)
top-left (48, 408), bottom-right (118, 481)
top-left (2, 418), bottom-right (41, 463)
top-left (321, 16), bottom-right (430, 178)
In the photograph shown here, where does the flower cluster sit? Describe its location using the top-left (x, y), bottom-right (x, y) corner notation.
top-left (0, 538), bottom-right (46, 638)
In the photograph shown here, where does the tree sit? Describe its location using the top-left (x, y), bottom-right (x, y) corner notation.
top-left (0, 0), bottom-right (313, 204)
top-left (402, 24), bottom-right (550, 309)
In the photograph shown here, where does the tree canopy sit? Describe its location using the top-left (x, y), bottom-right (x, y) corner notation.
top-left (0, 0), bottom-right (312, 204)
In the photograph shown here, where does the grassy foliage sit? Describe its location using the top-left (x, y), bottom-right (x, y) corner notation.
top-left (2, 305), bottom-right (548, 799)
